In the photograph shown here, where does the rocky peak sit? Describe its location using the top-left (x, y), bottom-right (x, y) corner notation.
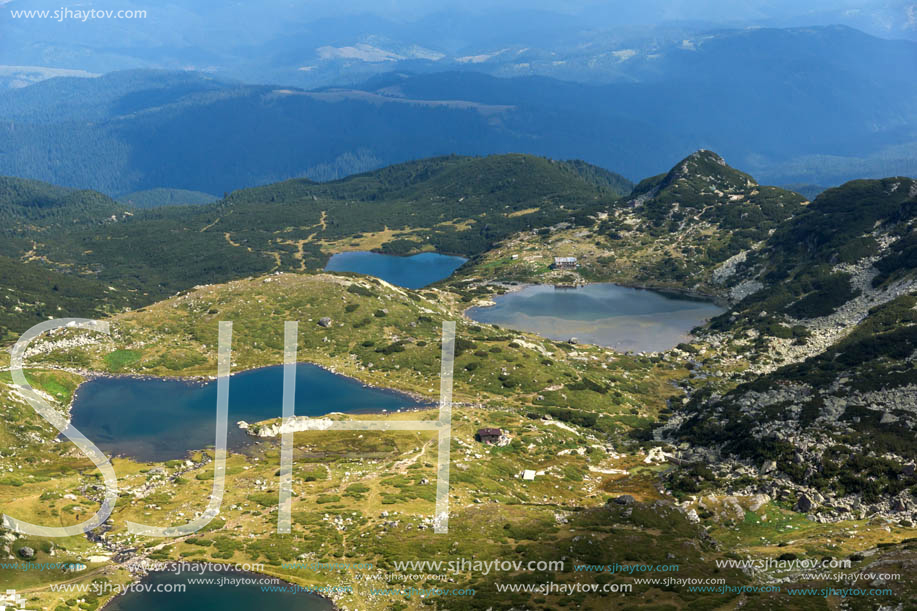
top-left (629, 150), bottom-right (760, 207)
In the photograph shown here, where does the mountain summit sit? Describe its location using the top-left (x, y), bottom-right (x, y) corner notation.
top-left (610, 152), bottom-right (806, 275)
top-left (630, 150), bottom-right (760, 207)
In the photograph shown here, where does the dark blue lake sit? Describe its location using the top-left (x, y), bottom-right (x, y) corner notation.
top-left (467, 283), bottom-right (724, 352)
top-left (324, 251), bottom-right (467, 288)
top-left (102, 570), bottom-right (334, 611)
top-left (68, 363), bottom-right (423, 462)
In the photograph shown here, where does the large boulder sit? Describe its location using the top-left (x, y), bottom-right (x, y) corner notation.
top-left (795, 494), bottom-right (816, 513)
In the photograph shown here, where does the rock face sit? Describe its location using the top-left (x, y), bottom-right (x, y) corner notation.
top-left (318, 317), bottom-right (332, 328)
top-left (648, 177), bottom-right (917, 527)
top-left (17, 546), bottom-right (35, 559)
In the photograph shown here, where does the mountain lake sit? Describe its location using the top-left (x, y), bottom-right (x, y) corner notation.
top-left (467, 283), bottom-right (724, 352)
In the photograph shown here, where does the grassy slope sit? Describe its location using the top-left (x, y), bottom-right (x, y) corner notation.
top-left (0, 176), bottom-right (134, 339)
top-left (4, 268), bottom-right (915, 609)
top-left (1, 272), bottom-right (707, 610)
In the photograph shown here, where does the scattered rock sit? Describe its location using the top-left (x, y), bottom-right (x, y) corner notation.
top-left (722, 496), bottom-right (745, 521)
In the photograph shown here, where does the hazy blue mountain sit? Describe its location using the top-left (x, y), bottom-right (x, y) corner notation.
top-left (2, 1), bottom-right (914, 89)
top-left (0, 69), bottom-right (682, 194)
top-left (0, 25), bottom-right (913, 194)
top-left (0, 70), bottom-right (231, 121)
top-left (780, 184), bottom-right (827, 200)
top-left (117, 188), bottom-right (219, 208)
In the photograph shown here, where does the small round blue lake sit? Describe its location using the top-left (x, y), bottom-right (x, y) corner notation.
top-left (324, 251), bottom-right (467, 288)
top-left (102, 570), bottom-right (334, 611)
top-left (467, 283), bottom-right (724, 352)
top-left (68, 363), bottom-right (424, 462)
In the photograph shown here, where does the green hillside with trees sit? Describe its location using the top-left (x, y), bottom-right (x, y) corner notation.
top-left (0, 256), bottom-right (130, 341)
top-left (0, 154), bottom-right (624, 331)
top-left (0, 176), bottom-right (126, 241)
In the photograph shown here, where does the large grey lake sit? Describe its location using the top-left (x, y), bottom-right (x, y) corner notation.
top-left (68, 364), bottom-right (424, 462)
top-left (325, 251), bottom-right (467, 288)
top-left (467, 283), bottom-right (724, 352)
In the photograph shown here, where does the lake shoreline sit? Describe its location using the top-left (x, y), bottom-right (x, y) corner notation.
top-left (99, 567), bottom-right (341, 611)
top-left (612, 281), bottom-right (731, 309)
top-left (464, 281), bottom-right (725, 352)
top-left (470, 278), bottom-right (731, 309)
top-left (60, 359), bottom-right (434, 463)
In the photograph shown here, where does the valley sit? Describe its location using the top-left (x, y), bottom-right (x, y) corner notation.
top-left (0, 150), bottom-right (914, 610)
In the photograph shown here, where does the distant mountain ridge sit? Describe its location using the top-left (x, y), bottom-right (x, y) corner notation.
top-left (0, 25), bottom-right (914, 194)
top-left (3, 3), bottom-right (915, 88)
top-left (117, 188), bottom-right (219, 208)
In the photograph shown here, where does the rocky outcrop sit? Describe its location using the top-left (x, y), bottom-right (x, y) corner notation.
top-left (242, 416), bottom-right (336, 437)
